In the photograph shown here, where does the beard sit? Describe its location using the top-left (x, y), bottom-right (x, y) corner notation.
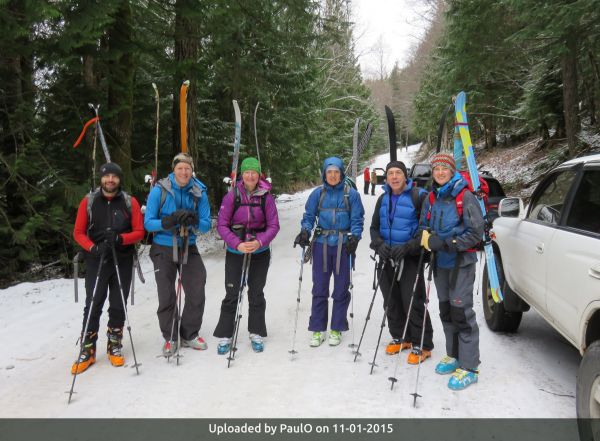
top-left (101, 182), bottom-right (119, 195)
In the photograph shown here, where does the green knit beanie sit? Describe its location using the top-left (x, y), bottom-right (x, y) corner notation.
top-left (240, 157), bottom-right (261, 174)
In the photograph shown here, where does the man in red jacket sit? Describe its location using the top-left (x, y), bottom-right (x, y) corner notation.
top-left (72, 163), bottom-right (144, 374)
top-left (363, 167), bottom-right (371, 195)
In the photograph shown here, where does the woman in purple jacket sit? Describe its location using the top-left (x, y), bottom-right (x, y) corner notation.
top-left (214, 157), bottom-right (280, 354)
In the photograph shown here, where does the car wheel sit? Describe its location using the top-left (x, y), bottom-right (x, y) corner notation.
top-left (577, 340), bottom-right (600, 440)
top-left (482, 251), bottom-right (522, 332)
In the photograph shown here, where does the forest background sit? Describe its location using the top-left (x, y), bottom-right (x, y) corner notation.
top-left (1, 0), bottom-right (599, 287)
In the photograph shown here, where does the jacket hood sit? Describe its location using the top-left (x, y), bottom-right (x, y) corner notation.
top-left (433, 171), bottom-right (467, 199)
top-left (321, 156), bottom-right (345, 187)
top-left (168, 173), bottom-right (207, 192)
top-left (235, 176), bottom-right (271, 196)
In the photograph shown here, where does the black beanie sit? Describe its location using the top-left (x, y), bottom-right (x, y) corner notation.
top-left (385, 160), bottom-right (408, 179)
top-left (99, 162), bottom-right (123, 181)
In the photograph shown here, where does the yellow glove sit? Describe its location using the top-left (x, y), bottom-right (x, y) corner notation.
top-left (420, 230), bottom-right (431, 251)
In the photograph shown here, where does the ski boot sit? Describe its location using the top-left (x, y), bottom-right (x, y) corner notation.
top-left (71, 331), bottom-right (97, 374)
top-left (385, 339), bottom-right (411, 355)
top-left (249, 334), bottom-right (264, 353)
top-left (310, 332), bottom-right (325, 347)
top-left (162, 340), bottom-right (177, 357)
top-left (407, 346), bottom-right (432, 364)
top-left (448, 368), bottom-right (478, 390)
top-left (182, 334), bottom-right (208, 350)
top-left (107, 327), bottom-right (125, 367)
top-left (217, 338), bottom-right (232, 355)
top-left (328, 330), bottom-right (342, 346)
top-left (435, 355), bottom-right (459, 375)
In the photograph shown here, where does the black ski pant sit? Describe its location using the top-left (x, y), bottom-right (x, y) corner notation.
top-left (82, 252), bottom-right (132, 334)
top-left (150, 243), bottom-right (207, 341)
top-left (363, 181), bottom-right (370, 195)
top-left (213, 249), bottom-right (270, 338)
top-left (378, 255), bottom-right (433, 350)
top-left (371, 182), bottom-right (376, 195)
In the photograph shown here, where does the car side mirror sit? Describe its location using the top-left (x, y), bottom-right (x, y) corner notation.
top-left (498, 197), bottom-right (524, 219)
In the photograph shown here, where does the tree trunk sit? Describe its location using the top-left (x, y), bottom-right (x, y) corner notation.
top-left (561, 33), bottom-right (580, 156)
top-left (172, 0), bottom-right (201, 163)
top-left (106, 0), bottom-right (134, 187)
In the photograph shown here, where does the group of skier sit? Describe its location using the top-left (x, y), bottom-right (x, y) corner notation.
top-left (72, 149), bottom-right (483, 391)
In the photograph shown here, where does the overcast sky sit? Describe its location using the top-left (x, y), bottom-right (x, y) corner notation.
top-left (351, 0), bottom-right (433, 79)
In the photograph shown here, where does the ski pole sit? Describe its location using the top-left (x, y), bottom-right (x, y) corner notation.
top-left (166, 227), bottom-right (188, 364)
top-left (354, 257), bottom-right (386, 362)
top-left (348, 253), bottom-right (356, 351)
top-left (110, 243), bottom-right (141, 374)
top-left (73, 251), bottom-right (82, 303)
top-left (68, 251), bottom-right (106, 404)
top-left (228, 252), bottom-right (252, 367)
top-left (289, 248), bottom-right (306, 359)
top-left (369, 259), bottom-right (403, 375)
top-left (410, 254), bottom-right (435, 407)
top-left (175, 228), bottom-right (189, 365)
top-left (389, 248), bottom-right (426, 390)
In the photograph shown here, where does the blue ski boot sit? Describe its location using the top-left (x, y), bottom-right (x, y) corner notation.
top-left (217, 338), bottom-right (232, 355)
top-left (448, 368), bottom-right (478, 390)
top-left (249, 334), bottom-right (264, 353)
top-left (435, 356), bottom-right (459, 375)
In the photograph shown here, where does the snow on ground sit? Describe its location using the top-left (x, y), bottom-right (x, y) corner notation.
top-left (0, 144), bottom-right (580, 418)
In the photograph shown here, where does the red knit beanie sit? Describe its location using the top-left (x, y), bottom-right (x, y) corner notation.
top-left (430, 153), bottom-right (456, 172)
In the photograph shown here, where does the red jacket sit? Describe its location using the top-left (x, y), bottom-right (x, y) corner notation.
top-left (363, 167), bottom-right (371, 182)
top-left (73, 191), bottom-right (144, 252)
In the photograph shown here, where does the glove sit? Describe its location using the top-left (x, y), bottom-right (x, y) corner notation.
top-left (103, 229), bottom-right (121, 246)
top-left (406, 237), bottom-right (421, 255)
top-left (180, 210), bottom-right (198, 227)
top-left (374, 242), bottom-right (391, 260)
top-left (173, 209), bottom-right (190, 225)
top-left (421, 230), bottom-right (445, 252)
top-left (390, 244), bottom-right (407, 262)
top-left (293, 230), bottom-right (310, 248)
top-left (444, 237), bottom-right (459, 253)
top-left (428, 235), bottom-right (445, 251)
top-left (420, 230), bottom-right (431, 251)
top-left (90, 242), bottom-right (110, 257)
top-left (345, 235), bottom-right (359, 255)
top-left (161, 213), bottom-right (179, 230)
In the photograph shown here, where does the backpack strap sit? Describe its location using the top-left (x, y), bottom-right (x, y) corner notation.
top-left (232, 186), bottom-right (267, 223)
top-left (87, 189), bottom-right (131, 222)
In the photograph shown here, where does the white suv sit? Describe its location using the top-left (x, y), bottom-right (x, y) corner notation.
top-left (481, 154), bottom-right (600, 425)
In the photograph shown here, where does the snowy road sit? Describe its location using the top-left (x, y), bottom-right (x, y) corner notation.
top-left (0, 144), bottom-right (581, 417)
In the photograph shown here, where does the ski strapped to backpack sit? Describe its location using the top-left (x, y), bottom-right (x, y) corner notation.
top-left (385, 105), bottom-right (397, 162)
top-left (454, 91), bottom-right (503, 303)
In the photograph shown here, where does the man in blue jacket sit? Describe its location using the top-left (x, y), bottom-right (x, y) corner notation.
top-left (294, 157), bottom-right (365, 347)
top-left (370, 161), bottom-right (433, 364)
top-left (144, 153), bottom-right (211, 356)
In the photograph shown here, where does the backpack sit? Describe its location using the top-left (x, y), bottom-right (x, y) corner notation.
top-left (232, 185), bottom-right (267, 220)
top-left (427, 170), bottom-right (489, 219)
top-left (318, 182), bottom-right (351, 214)
top-left (86, 189), bottom-right (132, 222)
top-left (156, 178), bottom-right (200, 213)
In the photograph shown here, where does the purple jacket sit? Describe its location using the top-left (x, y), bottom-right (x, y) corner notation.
top-left (217, 178), bottom-right (280, 252)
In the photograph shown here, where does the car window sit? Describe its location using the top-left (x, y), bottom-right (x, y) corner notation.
top-left (527, 170), bottom-right (576, 225)
top-left (485, 178), bottom-right (506, 198)
top-left (412, 164), bottom-right (431, 178)
top-left (565, 170), bottom-right (600, 234)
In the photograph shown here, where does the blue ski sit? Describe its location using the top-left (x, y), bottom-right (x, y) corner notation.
top-left (454, 91), bottom-right (503, 303)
